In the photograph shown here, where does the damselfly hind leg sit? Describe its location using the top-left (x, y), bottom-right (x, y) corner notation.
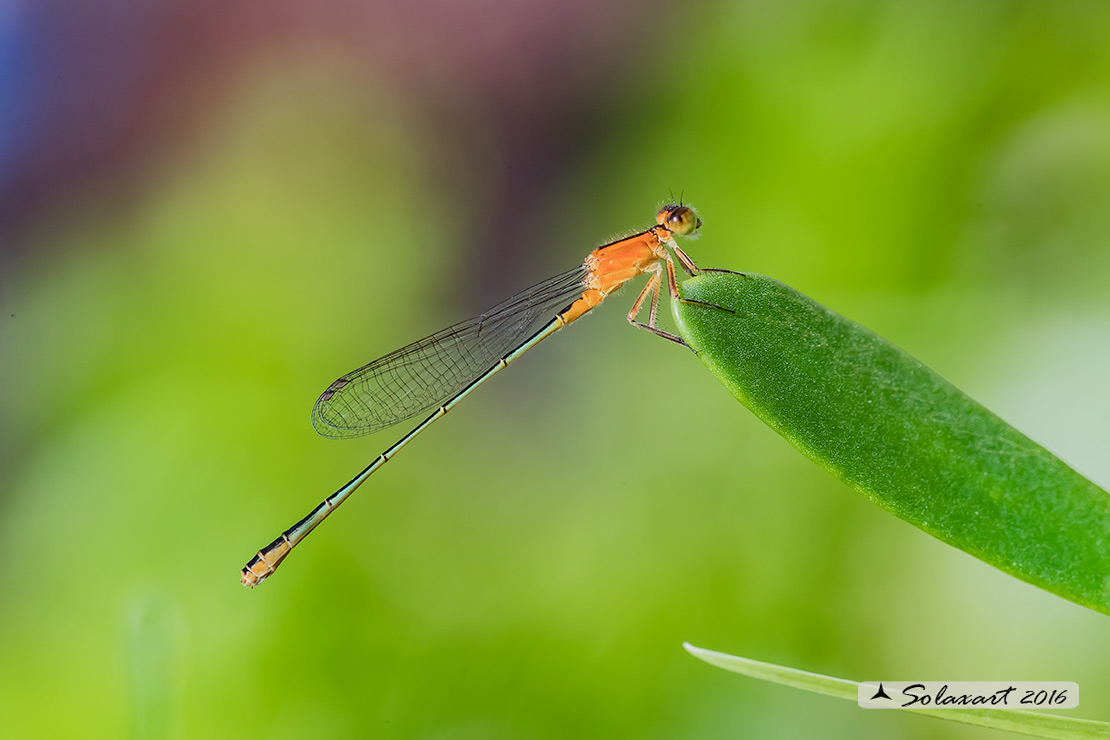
top-left (626, 264), bottom-right (689, 347)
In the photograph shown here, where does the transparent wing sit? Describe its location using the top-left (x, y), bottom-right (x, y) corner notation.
top-left (311, 265), bottom-right (588, 438)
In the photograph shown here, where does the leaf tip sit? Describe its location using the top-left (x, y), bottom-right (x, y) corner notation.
top-left (683, 642), bottom-right (709, 660)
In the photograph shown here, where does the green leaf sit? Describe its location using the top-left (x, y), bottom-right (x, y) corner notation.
top-left (673, 272), bottom-right (1110, 614)
top-left (683, 643), bottom-right (1110, 739)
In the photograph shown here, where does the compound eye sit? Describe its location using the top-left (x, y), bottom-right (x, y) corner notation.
top-left (663, 206), bottom-right (701, 236)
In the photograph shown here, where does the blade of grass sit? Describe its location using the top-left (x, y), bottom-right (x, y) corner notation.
top-left (673, 272), bottom-right (1110, 614)
top-left (684, 643), bottom-right (1108, 740)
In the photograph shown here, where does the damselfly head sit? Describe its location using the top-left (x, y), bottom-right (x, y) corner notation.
top-left (657, 205), bottom-right (701, 236)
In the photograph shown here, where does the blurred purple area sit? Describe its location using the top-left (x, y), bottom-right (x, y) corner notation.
top-left (0, 0), bottom-right (657, 252)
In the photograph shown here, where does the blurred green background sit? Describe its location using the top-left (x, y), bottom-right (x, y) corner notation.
top-left (2, 1), bottom-right (1109, 738)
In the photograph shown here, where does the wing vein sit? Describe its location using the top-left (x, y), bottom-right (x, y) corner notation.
top-left (310, 264), bottom-right (588, 438)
